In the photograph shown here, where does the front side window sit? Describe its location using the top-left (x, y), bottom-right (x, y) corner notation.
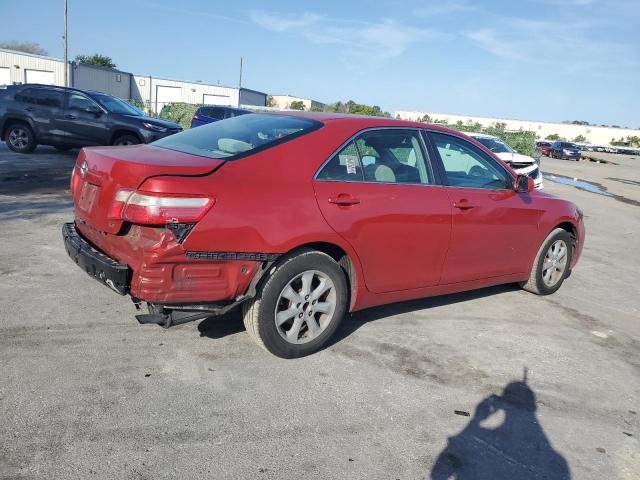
top-left (91, 93), bottom-right (139, 115)
top-left (152, 113), bottom-right (321, 160)
top-left (430, 132), bottom-right (512, 190)
top-left (67, 92), bottom-right (99, 111)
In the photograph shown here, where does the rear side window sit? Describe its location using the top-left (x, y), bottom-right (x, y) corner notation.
top-left (35, 89), bottom-right (63, 108)
top-left (203, 107), bottom-right (225, 120)
top-left (15, 88), bottom-right (38, 104)
top-left (316, 141), bottom-right (363, 181)
top-left (152, 114), bottom-right (321, 160)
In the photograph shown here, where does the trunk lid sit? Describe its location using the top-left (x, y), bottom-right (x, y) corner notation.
top-left (72, 144), bottom-right (224, 234)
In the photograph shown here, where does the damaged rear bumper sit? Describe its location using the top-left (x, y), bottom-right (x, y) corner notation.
top-left (62, 222), bottom-right (130, 295)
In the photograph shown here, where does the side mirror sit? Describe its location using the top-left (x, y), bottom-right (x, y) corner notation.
top-left (515, 174), bottom-right (534, 193)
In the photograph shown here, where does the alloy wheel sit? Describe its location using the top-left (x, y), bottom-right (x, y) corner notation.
top-left (9, 128), bottom-right (29, 150)
top-left (542, 240), bottom-right (568, 287)
top-left (274, 270), bottom-right (336, 344)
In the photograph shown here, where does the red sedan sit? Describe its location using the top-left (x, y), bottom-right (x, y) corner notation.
top-left (63, 113), bottom-right (585, 358)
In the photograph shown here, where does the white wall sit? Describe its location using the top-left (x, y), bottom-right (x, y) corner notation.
top-left (132, 76), bottom-right (241, 114)
top-left (0, 48), bottom-right (67, 86)
top-left (396, 110), bottom-right (640, 146)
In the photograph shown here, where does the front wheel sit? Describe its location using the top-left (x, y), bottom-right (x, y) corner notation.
top-left (112, 134), bottom-right (140, 146)
top-left (520, 228), bottom-right (572, 295)
top-left (242, 249), bottom-right (348, 358)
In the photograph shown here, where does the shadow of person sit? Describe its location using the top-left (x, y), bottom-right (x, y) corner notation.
top-left (431, 375), bottom-right (570, 479)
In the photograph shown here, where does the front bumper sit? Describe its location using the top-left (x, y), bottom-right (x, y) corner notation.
top-left (62, 222), bottom-right (130, 294)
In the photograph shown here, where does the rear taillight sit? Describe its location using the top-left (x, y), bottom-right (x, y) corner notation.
top-left (192, 115), bottom-right (199, 120)
top-left (70, 166), bottom-right (79, 194)
top-left (109, 189), bottom-right (214, 224)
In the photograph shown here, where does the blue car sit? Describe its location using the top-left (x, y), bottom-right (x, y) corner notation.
top-left (190, 106), bottom-right (252, 128)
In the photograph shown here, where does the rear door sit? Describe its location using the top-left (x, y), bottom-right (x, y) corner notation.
top-left (13, 88), bottom-right (66, 143)
top-left (61, 91), bottom-right (111, 146)
top-left (313, 128), bottom-right (452, 293)
top-left (426, 131), bottom-right (541, 283)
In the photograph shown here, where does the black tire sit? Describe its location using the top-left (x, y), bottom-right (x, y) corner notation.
top-left (112, 134), bottom-right (140, 146)
top-left (520, 228), bottom-right (573, 295)
top-left (5, 123), bottom-right (36, 153)
top-left (54, 145), bottom-right (73, 152)
top-left (242, 249), bottom-right (348, 358)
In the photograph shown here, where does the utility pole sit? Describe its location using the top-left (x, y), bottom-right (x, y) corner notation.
top-left (63, 0), bottom-right (68, 86)
top-left (238, 56), bottom-right (243, 107)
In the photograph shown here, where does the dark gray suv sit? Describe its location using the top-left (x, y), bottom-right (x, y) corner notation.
top-left (0, 84), bottom-right (182, 153)
top-left (549, 141), bottom-right (582, 161)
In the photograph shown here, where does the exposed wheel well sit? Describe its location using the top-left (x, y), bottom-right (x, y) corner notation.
top-left (555, 221), bottom-right (577, 257)
top-left (110, 129), bottom-right (141, 145)
top-left (285, 242), bottom-right (357, 310)
top-left (2, 118), bottom-right (32, 139)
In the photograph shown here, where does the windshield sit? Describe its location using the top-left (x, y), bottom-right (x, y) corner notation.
top-left (90, 93), bottom-right (143, 116)
top-left (475, 137), bottom-right (512, 154)
top-left (152, 114), bottom-right (321, 159)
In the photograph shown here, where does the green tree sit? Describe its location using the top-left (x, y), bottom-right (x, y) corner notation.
top-left (546, 133), bottom-right (562, 141)
top-left (0, 40), bottom-right (47, 55)
top-left (266, 95), bottom-right (276, 107)
top-left (74, 54), bottom-right (117, 69)
top-left (289, 100), bottom-right (305, 110)
top-left (418, 114), bottom-right (432, 123)
top-left (573, 135), bottom-right (587, 143)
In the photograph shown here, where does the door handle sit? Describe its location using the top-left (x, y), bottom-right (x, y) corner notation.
top-left (453, 200), bottom-right (475, 210)
top-left (65, 114), bottom-right (76, 119)
top-left (24, 106), bottom-right (34, 112)
top-left (328, 195), bottom-right (360, 206)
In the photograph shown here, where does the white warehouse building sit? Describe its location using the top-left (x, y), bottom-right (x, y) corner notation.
top-left (0, 48), bottom-right (267, 113)
top-left (396, 110), bottom-right (640, 146)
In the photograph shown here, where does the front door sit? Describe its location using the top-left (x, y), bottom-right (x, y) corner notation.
top-left (313, 128), bottom-right (452, 293)
top-left (427, 131), bottom-right (541, 284)
top-left (60, 92), bottom-right (110, 146)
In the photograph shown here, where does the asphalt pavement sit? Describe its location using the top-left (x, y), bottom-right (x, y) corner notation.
top-left (1, 144), bottom-right (638, 479)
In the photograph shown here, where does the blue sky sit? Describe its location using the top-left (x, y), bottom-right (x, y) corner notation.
top-left (3, 0), bottom-right (639, 126)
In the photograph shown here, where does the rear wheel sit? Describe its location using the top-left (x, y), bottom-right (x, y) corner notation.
top-left (520, 228), bottom-right (572, 295)
top-left (5, 123), bottom-right (36, 153)
top-left (242, 249), bottom-right (348, 358)
top-left (113, 134), bottom-right (140, 146)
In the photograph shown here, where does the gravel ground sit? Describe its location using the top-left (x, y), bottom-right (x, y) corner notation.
top-left (1, 144), bottom-right (638, 479)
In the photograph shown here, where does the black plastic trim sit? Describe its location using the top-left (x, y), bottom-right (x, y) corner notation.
top-left (185, 251), bottom-right (281, 262)
top-left (62, 222), bottom-right (130, 295)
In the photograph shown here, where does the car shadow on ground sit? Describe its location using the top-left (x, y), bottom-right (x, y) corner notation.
top-left (430, 373), bottom-right (571, 479)
top-left (197, 284), bottom-right (520, 344)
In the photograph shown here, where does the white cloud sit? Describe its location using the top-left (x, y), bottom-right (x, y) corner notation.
top-left (248, 11), bottom-right (321, 32)
top-left (413, 1), bottom-right (476, 17)
top-left (467, 18), bottom-right (637, 72)
top-left (248, 11), bottom-right (444, 68)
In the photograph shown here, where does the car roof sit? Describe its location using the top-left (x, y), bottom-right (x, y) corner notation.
top-left (259, 111), bottom-right (465, 134)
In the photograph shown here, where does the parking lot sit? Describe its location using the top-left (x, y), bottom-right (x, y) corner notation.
top-left (0, 144), bottom-right (638, 479)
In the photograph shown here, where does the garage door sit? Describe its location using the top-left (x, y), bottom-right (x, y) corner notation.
top-left (203, 94), bottom-right (231, 106)
top-left (155, 85), bottom-right (182, 115)
top-left (25, 69), bottom-right (55, 85)
top-left (0, 67), bottom-right (10, 86)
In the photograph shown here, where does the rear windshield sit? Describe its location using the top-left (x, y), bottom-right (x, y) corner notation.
top-left (152, 114), bottom-right (321, 159)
